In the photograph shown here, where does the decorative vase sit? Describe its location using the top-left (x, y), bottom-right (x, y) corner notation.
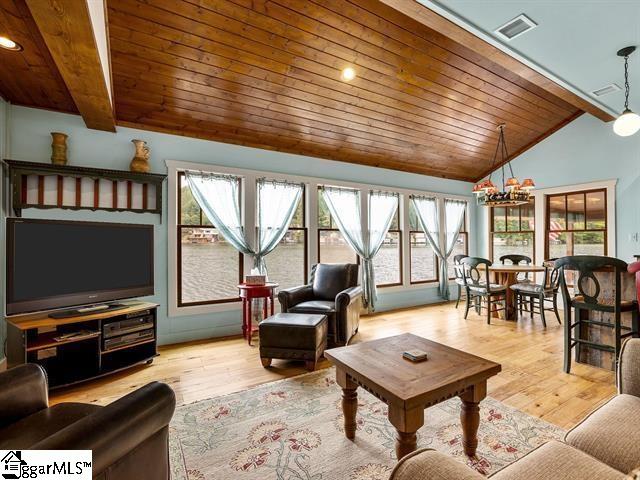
top-left (130, 139), bottom-right (150, 173)
top-left (50, 132), bottom-right (68, 165)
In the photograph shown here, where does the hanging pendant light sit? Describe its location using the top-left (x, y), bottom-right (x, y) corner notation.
top-left (613, 46), bottom-right (640, 137)
top-left (473, 124), bottom-right (534, 207)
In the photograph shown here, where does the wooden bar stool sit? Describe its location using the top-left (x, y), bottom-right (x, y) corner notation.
top-left (556, 256), bottom-right (639, 373)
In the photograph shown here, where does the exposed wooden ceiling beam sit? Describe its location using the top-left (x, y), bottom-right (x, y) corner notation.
top-left (378, 0), bottom-right (615, 123)
top-left (25, 0), bottom-right (115, 131)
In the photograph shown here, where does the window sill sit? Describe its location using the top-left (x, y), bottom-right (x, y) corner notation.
top-left (379, 281), bottom-right (456, 293)
top-left (168, 301), bottom-right (244, 317)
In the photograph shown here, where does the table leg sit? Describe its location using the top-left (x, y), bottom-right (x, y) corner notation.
top-left (336, 368), bottom-right (358, 440)
top-left (241, 299), bottom-right (247, 340)
top-left (270, 292), bottom-right (275, 315)
top-left (491, 272), bottom-right (517, 320)
top-left (388, 405), bottom-right (424, 460)
top-left (459, 381), bottom-right (487, 457)
top-left (247, 298), bottom-right (253, 346)
top-left (262, 297), bottom-right (267, 319)
top-left (490, 272), bottom-right (502, 319)
top-left (396, 432), bottom-right (418, 459)
top-left (460, 400), bottom-right (480, 456)
top-left (504, 272), bottom-right (517, 320)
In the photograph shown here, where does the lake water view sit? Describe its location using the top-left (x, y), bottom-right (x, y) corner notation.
top-left (180, 241), bottom-right (438, 303)
top-left (181, 236), bottom-right (604, 304)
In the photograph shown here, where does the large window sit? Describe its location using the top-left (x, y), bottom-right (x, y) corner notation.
top-left (408, 202), bottom-right (438, 284)
top-left (171, 162), bottom-right (478, 314)
top-left (177, 173), bottom-right (242, 305)
top-left (490, 199), bottom-right (535, 262)
top-left (546, 189), bottom-right (607, 259)
top-left (262, 188), bottom-right (307, 290)
top-left (447, 209), bottom-right (468, 279)
top-left (317, 188), bottom-right (358, 264)
top-left (373, 206), bottom-right (402, 287)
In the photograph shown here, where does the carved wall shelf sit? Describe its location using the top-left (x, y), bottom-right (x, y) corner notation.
top-left (2, 159), bottom-right (167, 218)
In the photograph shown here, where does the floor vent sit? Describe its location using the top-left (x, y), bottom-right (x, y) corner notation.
top-left (591, 83), bottom-right (621, 97)
top-left (494, 14), bottom-right (537, 41)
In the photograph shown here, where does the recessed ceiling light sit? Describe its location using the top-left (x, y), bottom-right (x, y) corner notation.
top-left (0, 36), bottom-right (23, 51)
top-left (341, 67), bottom-right (356, 82)
top-left (494, 14), bottom-right (537, 41)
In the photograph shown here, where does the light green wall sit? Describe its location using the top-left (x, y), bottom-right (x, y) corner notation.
top-left (3, 105), bottom-right (476, 346)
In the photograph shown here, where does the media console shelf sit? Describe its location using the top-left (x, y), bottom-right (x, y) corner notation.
top-left (6, 301), bottom-right (158, 389)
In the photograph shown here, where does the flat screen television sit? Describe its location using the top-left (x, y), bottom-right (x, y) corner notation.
top-left (6, 218), bottom-right (154, 315)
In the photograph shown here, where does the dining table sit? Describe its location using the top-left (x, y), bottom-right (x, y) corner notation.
top-left (485, 264), bottom-right (545, 321)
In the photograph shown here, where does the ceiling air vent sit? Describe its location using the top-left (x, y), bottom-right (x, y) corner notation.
top-left (494, 14), bottom-right (537, 41)
top-left (591, 83), bottom-right (621, 97)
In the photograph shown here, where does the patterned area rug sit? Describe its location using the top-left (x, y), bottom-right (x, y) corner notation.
top-left (169, 368), bottom-right (563, 479)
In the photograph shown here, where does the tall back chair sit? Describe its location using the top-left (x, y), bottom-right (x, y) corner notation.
top-left (511, 258), bottom-right (561, 327)
top-left (461, 257), bottom-right (506, 324)
top-left (542, 258), bottom-right (561, 291)
top-left (556, 256), bottom-right (639, 373)
top-left (500, 254), bottom-right (532, 282)
top-left (500, 254), bottom-right (532, 265)
top-left (453, 254), bottom-right (468, 308)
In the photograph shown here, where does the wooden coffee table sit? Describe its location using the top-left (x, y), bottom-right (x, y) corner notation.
top-left (324, 333), bottom-right (501, 460)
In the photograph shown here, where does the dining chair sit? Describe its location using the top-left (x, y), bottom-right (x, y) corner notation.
top-left (510, 259), bottom-right (561, 327)
top-left (453, 254), bottom-right (469, 308)
top-left (461, 257), bottom-right (506, 324)
top-left (500, 254), bottom-right (533, 282)
top-left (556, 255), bottom-right (639, 374)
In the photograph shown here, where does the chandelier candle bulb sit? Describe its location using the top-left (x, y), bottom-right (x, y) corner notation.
top-left (506, 177), bottom-right (520, 190)
top-left (520, 178), bottom-right (535, 190)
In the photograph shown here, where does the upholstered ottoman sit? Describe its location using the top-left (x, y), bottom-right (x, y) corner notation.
top-left (259, 313), bottom-right (328, 371)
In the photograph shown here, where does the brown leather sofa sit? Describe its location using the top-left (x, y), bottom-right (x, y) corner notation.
top-left (389, 338), bottom-right (640, 480)
top-left (0, 364), bottom-right (176, 480)
top-left (278, 263), bottom-right (362, 346)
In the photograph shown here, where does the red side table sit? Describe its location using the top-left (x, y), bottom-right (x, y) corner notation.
top-left (238, 282), bottom-right (278, 345)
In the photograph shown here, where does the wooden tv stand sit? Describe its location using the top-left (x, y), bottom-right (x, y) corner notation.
top-left (6, 301), bottom-right (158, 389)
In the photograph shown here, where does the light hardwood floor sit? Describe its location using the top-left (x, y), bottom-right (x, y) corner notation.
top-left (50, 302), bottom-right (616, 429)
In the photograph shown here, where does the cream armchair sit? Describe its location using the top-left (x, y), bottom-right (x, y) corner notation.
top-left (390, 338), bottom-right (640, 480)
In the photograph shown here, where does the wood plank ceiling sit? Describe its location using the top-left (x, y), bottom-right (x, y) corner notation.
top-left (0, 0), bottom-right (77, 113)
top-left (0, 0), bottom-right (604, 181)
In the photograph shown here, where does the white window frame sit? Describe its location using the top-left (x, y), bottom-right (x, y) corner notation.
top-left (166, 159), bottom-right (471, 317)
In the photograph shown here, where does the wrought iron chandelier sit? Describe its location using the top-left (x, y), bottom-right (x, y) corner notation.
top-left (473, 124), bottom-right (534, 207)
